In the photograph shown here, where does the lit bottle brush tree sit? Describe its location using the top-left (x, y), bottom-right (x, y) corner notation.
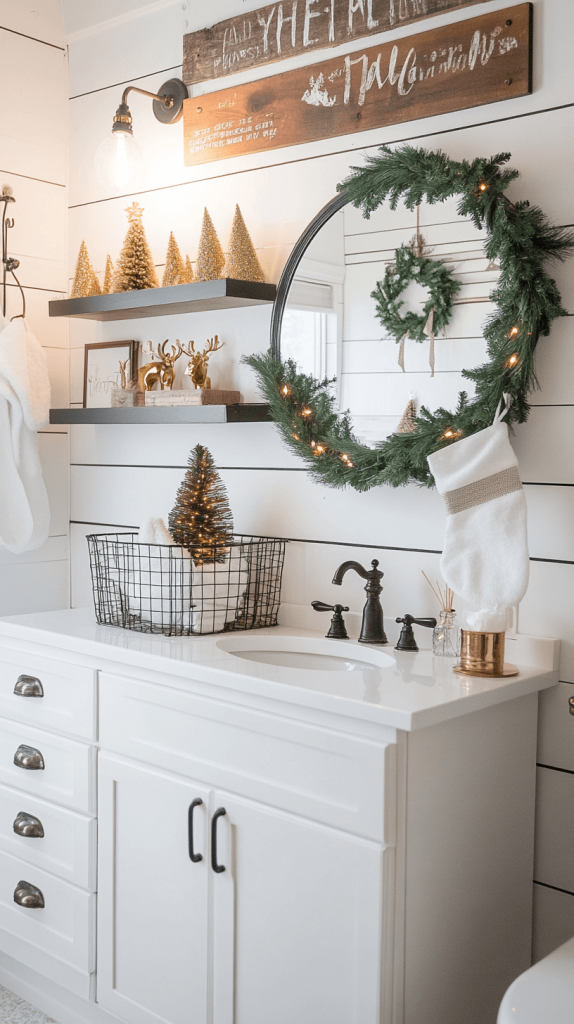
top-left (114, 202), bottom-right (158, 292)
top-left (169, 444), bottom-right (234, 565)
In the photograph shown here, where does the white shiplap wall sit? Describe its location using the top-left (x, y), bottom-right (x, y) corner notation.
top-left (0, 1), bottom-right (69, 614)
top-left (64, 0), bottom-right (574, 671)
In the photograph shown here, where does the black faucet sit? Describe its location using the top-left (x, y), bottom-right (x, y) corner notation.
top-left (332, 559), bottom-right (388, 645)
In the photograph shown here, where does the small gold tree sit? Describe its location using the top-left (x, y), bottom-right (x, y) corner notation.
top-left (180, 254), bottom-right (195, 284)
top-left (71, 241), bottom-right (100, 298)
top-left (162, 232), bottom-right (185, 287)
top-left (102, 254), bottom-right (114, 294)
top-left (225, 205), bottom-right (265, 282)
top-left (168, 444), bottom-right (234, 565)
top-left (114, 203), bottom-right (158, 292)
top-left (196, 209), bottom-right (225, 281)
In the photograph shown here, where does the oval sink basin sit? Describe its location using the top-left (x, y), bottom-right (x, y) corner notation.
top-left (217, 636), bottom-right (395, 673)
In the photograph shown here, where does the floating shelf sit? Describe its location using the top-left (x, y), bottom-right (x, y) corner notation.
top-left (49, 405), bottom-right (270, 425)
top-left (48, 279), bottom-right (277, 322)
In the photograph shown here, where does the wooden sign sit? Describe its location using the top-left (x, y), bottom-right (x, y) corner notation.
top-left (183, 4), bottom-right (532, 167)
top-left (183, 0), bottom-right (491, 85)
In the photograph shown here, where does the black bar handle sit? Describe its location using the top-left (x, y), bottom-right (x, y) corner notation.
top-left (188, 799), bottom-right (203, 862)
top-left (211, 807), bottom-right (227, 873)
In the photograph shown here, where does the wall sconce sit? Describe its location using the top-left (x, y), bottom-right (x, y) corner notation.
top-left (95, 78), bottom-right (188, 191)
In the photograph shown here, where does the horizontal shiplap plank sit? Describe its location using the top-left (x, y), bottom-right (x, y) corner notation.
top-left (341, 369), bottom-right (475, 418)
top-left (70, 421), bottom-right (299, 468)
top-left (512, 408), bottom-right (574, 485)
top-left (0, 2), bottom-right (64, 48)
top-left (0, 32), bottom-right (66, 184)
top-left (0, 171), bottom-right (66, 264)
top-left (0, 559), bottom-right (68, 617)
top-left (40, 433), bottom-right (69, 536)
top-left (45, 347), bottom-right (69, 409)
top-left (342, 336), bottom-right (489, 375)
top-left (519, 560), bottom-right (574, 683)
top-left (0, 535), bottom-right (68, 567)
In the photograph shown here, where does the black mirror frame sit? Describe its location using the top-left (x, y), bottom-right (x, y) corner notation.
top-left (270, 192), bottom-right (349, 360)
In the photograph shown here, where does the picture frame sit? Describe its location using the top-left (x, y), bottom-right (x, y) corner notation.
top-left (83, 340), bottom-right (139, 408)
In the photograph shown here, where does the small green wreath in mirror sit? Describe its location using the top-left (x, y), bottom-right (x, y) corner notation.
top-left (372, 243), bottom-right (460, 374)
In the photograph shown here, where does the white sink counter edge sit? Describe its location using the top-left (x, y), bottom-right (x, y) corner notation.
top-left (0, 607), bottom-right (558, 732)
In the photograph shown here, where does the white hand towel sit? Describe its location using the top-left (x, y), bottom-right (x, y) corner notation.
top-left (0, 317), bottom-right (51, 552)
top-left (426, 398), bottom-right (529, 632)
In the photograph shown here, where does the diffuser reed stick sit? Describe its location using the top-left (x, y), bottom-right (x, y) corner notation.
top-left (422, 571), bottom-right (454, 613)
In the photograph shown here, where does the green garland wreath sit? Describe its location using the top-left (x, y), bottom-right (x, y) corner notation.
top-left (373, 242), bottom-right (460, 348)
top-left (245, 145), bottom-right (574, 491)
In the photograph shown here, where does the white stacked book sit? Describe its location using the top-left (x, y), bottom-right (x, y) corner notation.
top-left (145, 390), bottom-right (202, 406)
top-left (145, 389), bottom-right (241, 407)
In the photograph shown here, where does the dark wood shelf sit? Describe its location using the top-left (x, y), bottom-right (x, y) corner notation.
top-left (50, 405), bottom-right (270, 425)
top-left (48, 279), bottom-right (277, 321)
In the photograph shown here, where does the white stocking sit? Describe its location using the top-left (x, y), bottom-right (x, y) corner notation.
top-left (427, 398), bottom-right (529, 631)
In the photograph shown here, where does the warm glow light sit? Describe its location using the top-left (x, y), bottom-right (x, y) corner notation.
top-left (507, 326), bottom-right (520, 338)
top-left (291, 432), bottom-right (299, 440)
top-left (280, 383), bottom-right (291, 397)
top-left (95, 130), bottom-right (144, 191)
top-left (301, 407), bottom-right (313, 417)
top-left (507, 353), bottom-right (519, 367)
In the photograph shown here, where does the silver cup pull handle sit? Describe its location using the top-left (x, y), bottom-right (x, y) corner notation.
top-left (13, 881), bottom-right (45, 908)
top-left (14, 675), bottom-right (44, 698)
top-left (13, 812), bottom-right (44, 838)
top-left (13, 745), bottom-right (45, 770)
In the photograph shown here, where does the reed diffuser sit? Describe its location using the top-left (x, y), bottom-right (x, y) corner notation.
top-left (422, 572), bottom-right (460, 658)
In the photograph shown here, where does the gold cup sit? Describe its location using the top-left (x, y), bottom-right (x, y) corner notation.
top-left (453, 630), bottom-right (518, 678)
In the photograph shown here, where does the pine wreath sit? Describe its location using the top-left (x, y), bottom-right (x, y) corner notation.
top-left (245, 145), bottom-right (574, 491)
top-left (373, 242), bottom-right (460, 355)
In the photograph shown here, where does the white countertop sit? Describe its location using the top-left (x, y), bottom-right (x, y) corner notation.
top-left (0, 608), bottom-right (558, 731)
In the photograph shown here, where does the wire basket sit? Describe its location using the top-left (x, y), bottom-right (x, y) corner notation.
top-left (87, 533), bottom-right (286, 637)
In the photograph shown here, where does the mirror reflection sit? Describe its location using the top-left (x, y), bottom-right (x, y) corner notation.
top-left (280, 196), bottom-right (498, 444)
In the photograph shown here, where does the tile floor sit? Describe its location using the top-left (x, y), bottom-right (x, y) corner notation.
top-left (0, 985), bottom-right (57, 1023)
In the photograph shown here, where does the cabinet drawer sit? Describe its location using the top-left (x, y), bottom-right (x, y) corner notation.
top-left (538, 682), bottom-right (574, 771)
top-left (0, 782), bottom-right (96, 890)
top-left (99, 673), bottom-right (392, 842)
top-left (534, 766), bottom-right (574, 893)
top-left (0, 718), bottom-right (95, 814)
top-left (0, 647), bottom-right (95, 741)
top-left (533, 882), bottom-right (574, 963)
top-left (0, 847), bottom-right (94, 980)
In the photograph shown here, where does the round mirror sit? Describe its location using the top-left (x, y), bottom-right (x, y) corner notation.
top-left (271, 189), bottom-right (496, 444)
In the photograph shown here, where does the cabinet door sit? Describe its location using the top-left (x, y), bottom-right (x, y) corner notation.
top-left (97, 753), bottom-right (210, 1024)
top-left (211, 791), bottom-right (387, 1024)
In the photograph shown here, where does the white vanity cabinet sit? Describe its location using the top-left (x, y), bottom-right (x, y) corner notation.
top-left (97, 754), bottom-right (385, 1024)
top-left (0, 613), bottom-right (560, 1024)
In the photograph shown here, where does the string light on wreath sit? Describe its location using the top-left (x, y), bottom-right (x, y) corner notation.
top-left (280, 382), bottom-right (292, 397)
top-left (245, 144), bottom-right (574, 491)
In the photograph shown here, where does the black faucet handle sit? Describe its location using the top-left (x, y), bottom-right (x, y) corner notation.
top-left (395, 614), bottom-right (437, 653)
top-left (396, 615), bottom-right (437, 629)
top-left (312, 601), bottom-right (349, 640)
top-left (312, 601), bottom-right (349, 614)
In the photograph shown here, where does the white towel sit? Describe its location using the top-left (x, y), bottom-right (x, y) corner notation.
top-left (427, 397), bottom-right (529, 632)
top-left (0, 317), bottom-right (51, 552)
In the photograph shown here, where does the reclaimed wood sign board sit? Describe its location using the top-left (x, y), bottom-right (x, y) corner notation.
top-left (183, 4), bottom-right (532, 167)
top-left (183, 0), bottom-right (491, 84)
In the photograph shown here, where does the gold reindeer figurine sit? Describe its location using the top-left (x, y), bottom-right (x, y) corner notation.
top-left (138, 339), bottom-right (182, 391)
top-left (181, 336), bottom-right (223, 390)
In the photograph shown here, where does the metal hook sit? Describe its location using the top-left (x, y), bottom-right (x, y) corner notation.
top-left (9, 269), bottom-right (25, 320)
